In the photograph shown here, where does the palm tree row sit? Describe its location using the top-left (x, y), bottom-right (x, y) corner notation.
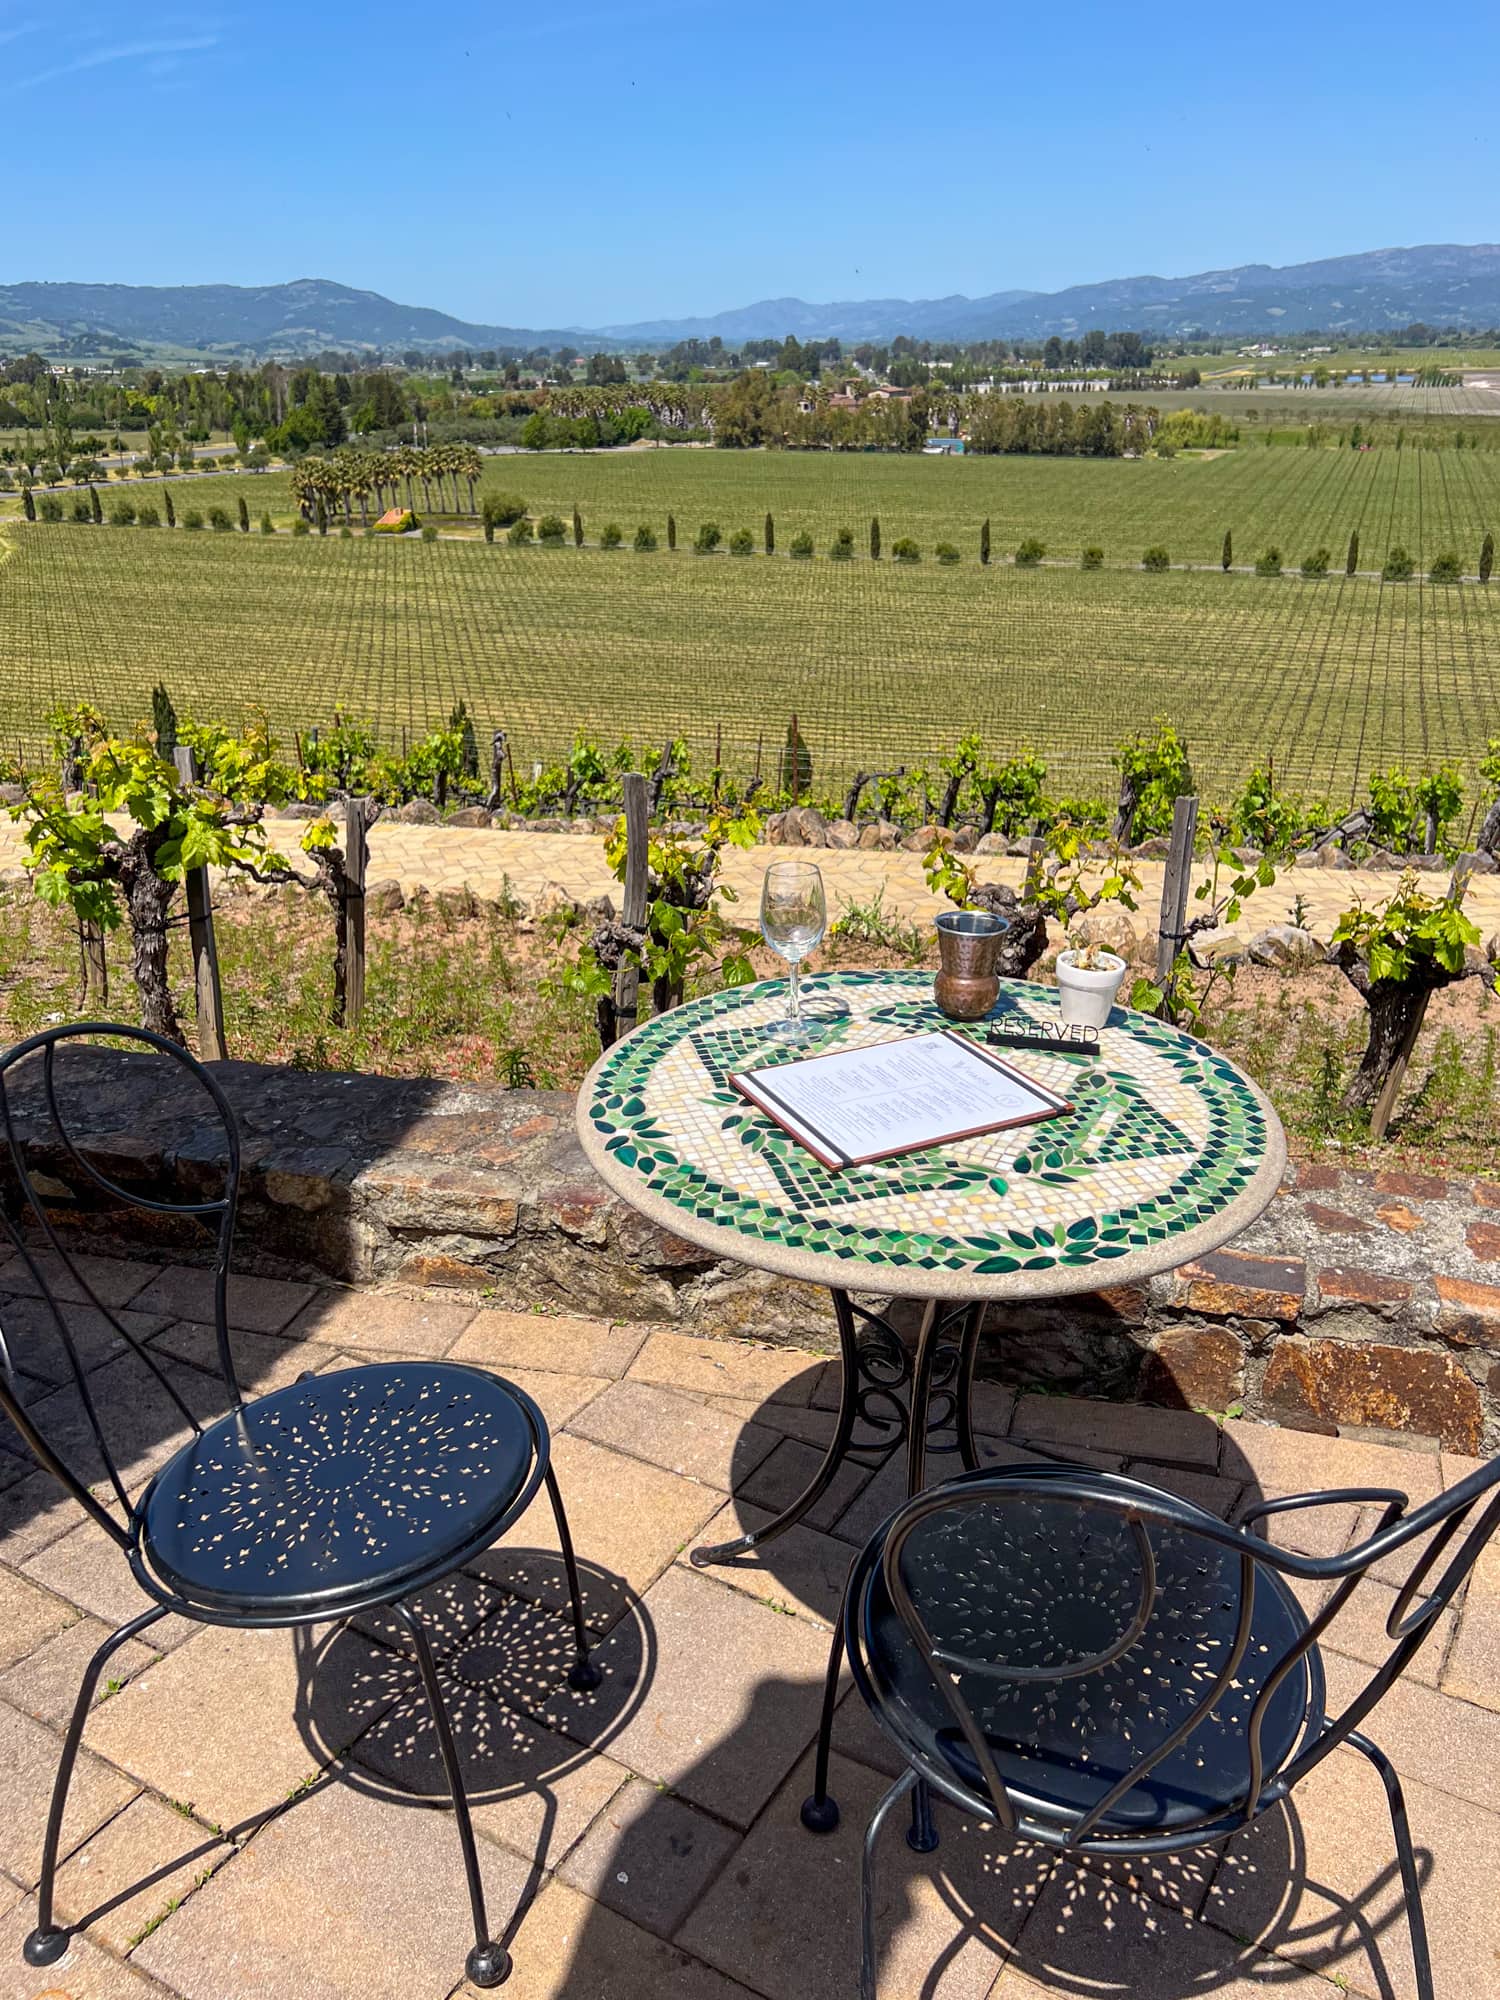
top-left (289, 444), bottom-right (484, 527)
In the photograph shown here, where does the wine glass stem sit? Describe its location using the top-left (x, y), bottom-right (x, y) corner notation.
top-left (787, 959), bottom-right (802, 1024)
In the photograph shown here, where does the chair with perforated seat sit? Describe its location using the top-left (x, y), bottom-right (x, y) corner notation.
top-left (0, 1024), bottom-right (601, 1990)
top-left (800, 1457), bottom-right (1500, 1999)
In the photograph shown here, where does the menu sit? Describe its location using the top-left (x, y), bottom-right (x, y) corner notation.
top-left (730, 1030), bottom-right (1071, 1171)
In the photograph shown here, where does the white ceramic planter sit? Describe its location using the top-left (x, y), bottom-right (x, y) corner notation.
top-left (1056, 950), bottom-right (1127, 1030)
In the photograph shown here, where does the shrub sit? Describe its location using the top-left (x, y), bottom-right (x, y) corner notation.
top-left (39, 495), bottom-right (65, 522)
top-left (934, 542), bottom-right (960, 565)
top-left (1141, 545), bottom-right (1170, 571)
top-left (1429, 550), bottom-right (1463, 584)
top-left (107, 498), bottom-right (136, 526)
top-left (483, 492), bottom-right (527, 529)
top-left (1014, 537), bottom-right (1045, 567)
top-left (208, 505), bottom-right (233, 532)
top-left (1254, 546), bottom-right (1284, 576)
top-left (421, 523), bottom-right (439, 542)
top-left (1081, 545), bottom-right (1104, 569)
top-left (372, 508), bottom-right (416, 535)
top-left (339, 525), bottom-right (353, 539)
top-left (633, 523), bottom-right (657, 551)
top-left (537, 514), bottom-right (567, 545)
top-left (829, 527), bottom-right (854, 561)
top-left (728, 527), bottom-right (754, 556)
top-left (137, 503), bottom-right (161, 528)
top-left (1383, 545), bottom-right (1414, 581)
top-left (892, 537), bottom-right (920, 562)
top-left (1301, 547), bottom-right (1331, 577)
top-left (599, 521), bottom-right (623, 548)
top-left (291, 517), bottom-right (311, 536)
top-left (789, 530), bottom-right (815, 559)
top-left (70, 496), bottom-right (92, 522)
top-left (259, 513), bottom-right (274, 535)
top-left (183, 509), bottom-right (205, 530)
top-left (508, 517), bottom-right (534, 545)
top-left (693, 521), bottom-right (722, 554)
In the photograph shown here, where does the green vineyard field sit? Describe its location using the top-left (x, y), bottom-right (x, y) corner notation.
top-left (6, 522), bottom-right (1498, 807)
top-left (60, 437), bottom-right (1500, 572)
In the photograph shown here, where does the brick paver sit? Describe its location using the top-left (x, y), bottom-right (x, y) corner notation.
top-left (1, 1264), bottom-right (1498, 1999)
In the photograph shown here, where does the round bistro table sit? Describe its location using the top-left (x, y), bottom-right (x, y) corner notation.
top-left (576, 970), bottom-right (1286, 1567)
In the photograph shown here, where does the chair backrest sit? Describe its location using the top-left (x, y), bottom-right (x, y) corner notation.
top-left (870, 1456), bottom-right (1500, 1846)
top-left (0, 1024), bottom-right (242, 1543)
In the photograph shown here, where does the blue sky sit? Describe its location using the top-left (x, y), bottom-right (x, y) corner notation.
top-left (5, 3), bottom-right (1497, 329)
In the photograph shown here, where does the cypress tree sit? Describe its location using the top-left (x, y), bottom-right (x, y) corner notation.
top-left (667, 512), bottom-right (677, 551)
top-left (1221, 529), bottom-right (1233, 571)
top-left (1481, 531), bottom-right (1494, 585)
top-left (238, 495), bottom-right (250, 532)
top-left (573, 505), bottom-right (583, 548)
top-left (89, 485), bottom-right (102, 524)
top-left (164, 487), bottom-right (176, 528)
top-left (764, 511), bottom-right (774, 555)
top-left (151, 683), bottom-right (178, 759)
top-left (1346, 529), bottom-right (1359, 577)
top-left (22, 485), bottom-right (35, 522)
top-left (980, 518), bottom-right (990, 565)
top-left (870, 515), bottom-right (881, 561)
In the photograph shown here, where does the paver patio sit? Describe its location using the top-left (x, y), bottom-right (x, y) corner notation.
top-left (3, 1263), bottom-right (1499, 2000)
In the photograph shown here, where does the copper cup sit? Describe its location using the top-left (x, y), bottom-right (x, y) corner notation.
top-left (933, 909), bottom-right (1009, 1021)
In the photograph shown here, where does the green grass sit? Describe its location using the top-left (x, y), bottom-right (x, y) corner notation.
top-left (6, 519), bottom-right (1500, 803)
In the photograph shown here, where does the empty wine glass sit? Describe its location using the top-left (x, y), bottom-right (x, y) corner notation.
top-left (760, 861), bottom-right (827, 1041)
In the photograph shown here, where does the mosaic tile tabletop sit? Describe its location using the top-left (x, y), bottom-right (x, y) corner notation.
top-left (577, 972), bottom-right (1286, 1301)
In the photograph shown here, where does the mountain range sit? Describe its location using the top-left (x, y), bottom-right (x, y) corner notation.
top-left (5, 245), bottom-right (1500, 361)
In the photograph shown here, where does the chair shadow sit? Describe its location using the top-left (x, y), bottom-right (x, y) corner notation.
top-left (503, 1348), bottom-right (1432, 2000)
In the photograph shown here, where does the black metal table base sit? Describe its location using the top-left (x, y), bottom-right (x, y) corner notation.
top-left (690, 1290), bottom-right (984, 1567)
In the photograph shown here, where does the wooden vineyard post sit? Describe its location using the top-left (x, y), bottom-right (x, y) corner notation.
top-left (1155, 794), bottom-right (1200, 987)
top-left (1369, 993), bottom-right (1429, 1144)
top-left (1020, 837), bottom-right (1045, 900)
top-left (486, 729), bottom-right (508, 811)
top-left (77, 921), bottom-right (108, 1011)
top-left (170, 745), bottom-right (227, 1061)
top-left (598, 772), bottom-right (650, 1051)
top-left (343, 795), bottom-right (370, 1030)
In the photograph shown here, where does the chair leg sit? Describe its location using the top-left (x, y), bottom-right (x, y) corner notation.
top-left (541, 1464), bottom-right (602, 1691)
top-left (861, 1772), bottom-right (918, 2000)
top-left (800, 1616), bottom-right (847, 1834)
top-left (1346, 1729), bottom-right (1434, 2000)
top-left (25, 1606), bottom-right (168, 1968)
top-left (394, 1602), bottom-right (510, 1989)
top-left (906, 1778), bottom-right (939, 1854)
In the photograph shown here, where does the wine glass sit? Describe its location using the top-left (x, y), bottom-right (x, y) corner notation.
top-left (760, 861), bottom-right (827, 1041)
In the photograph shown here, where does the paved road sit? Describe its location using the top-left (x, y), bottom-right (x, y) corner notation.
top-left (2, 817), bottom-right (1494, 945)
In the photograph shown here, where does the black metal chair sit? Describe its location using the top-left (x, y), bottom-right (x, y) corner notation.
top-left (0, 1024), bottom-right (601, 1989)
top-left (800, 1454), bottom-right (1500, 1999)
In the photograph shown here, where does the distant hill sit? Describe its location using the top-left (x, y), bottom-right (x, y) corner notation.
top-left (5, 246), bottom-right (1500, 361)
top-left (0, 278), bottom-right (578, 361)
top-left (602, 246), bottom-right (1500, 344)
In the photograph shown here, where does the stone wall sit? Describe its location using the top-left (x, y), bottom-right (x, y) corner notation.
top-left (9, 1058), bottom-right (1498, 1454)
